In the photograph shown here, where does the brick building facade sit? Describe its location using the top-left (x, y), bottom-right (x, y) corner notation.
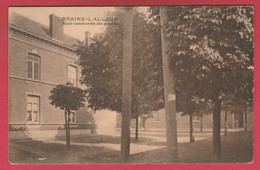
top-left (9, 13), bottom-right (93, 140)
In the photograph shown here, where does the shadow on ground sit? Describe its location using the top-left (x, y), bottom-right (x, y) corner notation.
top-left (9, 130), bottom-right (253, 164)
top-left (9, 140), bottom-right (121, 164)
top-left (129, 131), bottom-right (254, 164)
top-left (57, 135), bottom-right (166, 146)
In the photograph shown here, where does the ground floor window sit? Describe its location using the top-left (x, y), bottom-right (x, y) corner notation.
top-left (69, 112), bottom-right (76, 123)
top-left (153, 111), bottom-right (160, 122)
top-left (210, 114), bottom-right (213, 122)
top-left (193, 115), bottom-right (201, 122)
top-left (234, 113), bottom-right (239, 120)
top-left (26, 95), bottom-right (40, 123)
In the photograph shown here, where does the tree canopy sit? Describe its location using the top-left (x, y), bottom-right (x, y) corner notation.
top-left (149, 6), bottom-right (254, 158)
top-left (151, 6), bottom-right (254, 102)
top-left (49, 82), bottom-right (87, 112)
top-left (149, 6), bottom-right (254, 114)
top-left (76, 8), bottom-right (164, 118)
top-left (49, 82), bottom-right (87, 146)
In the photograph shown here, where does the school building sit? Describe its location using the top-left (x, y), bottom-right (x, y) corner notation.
top-left (8, 12), bottom-right (94, 140)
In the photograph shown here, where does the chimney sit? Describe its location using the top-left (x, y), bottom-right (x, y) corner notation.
top-left (49, 14), bottom-right (64, 42)
top-left (85, 31), bottom-right (91, 46)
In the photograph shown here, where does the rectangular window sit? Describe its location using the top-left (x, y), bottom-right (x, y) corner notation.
top-left (27, 53), bottom-right (40, 80)
top-left (210, 114), bottom-right (213, 122)
top-left (68, 65), bottom-right (78, 86)
top-left (153, 111), bottom-right (160, 122)
top-left (234, 114), bottom-right (239, 120)
top-left (70, 112), bottom-right (76, 123)
top-left (193, 115), bottom-right (200, 123)
top-left (116, 113), bottom-right (121, 123)
top-left (27, 95), bottom-right (40, 123)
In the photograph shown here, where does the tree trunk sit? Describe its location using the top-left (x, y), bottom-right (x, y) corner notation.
top-left (160, 7), bottom-right (178, 162)
top-left (67, 110), bottom-right (71, 146)
top-left (121, 7), bottom-right (133, 163)
top-left (65, 110), bottom-right (69, 146)
top-left (244, 106), bottom-right (247, 131)
top-left (135, 116), bottom-right (138, 140)
top-left (200, 114), bottom-right (203, 132)
top-left (213, 98), bottom-right (222, 159)
top-left (190, 113), bottom-right (194, 143)
top-left (224, 110), bottom-right (227, 136)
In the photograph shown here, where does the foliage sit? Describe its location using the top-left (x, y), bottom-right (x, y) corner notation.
top-left (49, 82), bottom-right (87, 146)
top-left (149, 6), bottom-right (253, 158)
top-left (49, 82), bottom-right (87, 112)
top-left (149, 6), bottom-right (253, 112)
top-left (76, 8), bottom-right (164, 118)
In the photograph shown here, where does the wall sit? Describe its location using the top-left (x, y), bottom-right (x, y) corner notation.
top-left (9, 26), bottom-right (91, 140)
top-left (93, 110), bottom-right (117, 135)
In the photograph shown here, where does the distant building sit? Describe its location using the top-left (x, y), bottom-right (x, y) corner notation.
top-left (117, 108), bottom-right (254, 131)
top-left (9, 13), bottom-right (93, 140)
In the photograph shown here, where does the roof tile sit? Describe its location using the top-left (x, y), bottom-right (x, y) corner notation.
top-left (9, 12), bottom-right (79, 47)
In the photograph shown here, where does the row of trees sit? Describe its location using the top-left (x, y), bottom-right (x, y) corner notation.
top-left (50, 6), bottom-right (253, 162)
top-left (149, 6), bottom-right (253, 159)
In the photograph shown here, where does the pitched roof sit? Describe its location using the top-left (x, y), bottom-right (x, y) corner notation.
top-left (9, 12), bottom-right (79, 47)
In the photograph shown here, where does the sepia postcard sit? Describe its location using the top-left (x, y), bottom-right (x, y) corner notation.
top-left (8, 6), bottom-right (254, 164)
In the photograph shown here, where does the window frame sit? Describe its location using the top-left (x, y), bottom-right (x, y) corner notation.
top-left (69, 112), bottom-right (77, 124)
top-left (193, 115), bottom-right (201, 123)
top-left (27, 53), bottom-right (41, 81)
top-left (234, 113), bottom-right (239, 120)
top-left (26, 94), bottom-right (40, 124)
top-left (153, 111), bottom-right (160, 122)
top-left (210, 114), bottom-right (213, 122)
top-left (116, 113), bottom-right (121, 123)
top-left (67, 64), bottom-right (78, 86)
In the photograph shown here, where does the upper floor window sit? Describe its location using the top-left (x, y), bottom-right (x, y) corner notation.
top-left (27, 53), bottom-right (41, 80)
top-left (68, 65), bottom-right (78, 86)
top-left (27, 95), bottom-right (40, 123)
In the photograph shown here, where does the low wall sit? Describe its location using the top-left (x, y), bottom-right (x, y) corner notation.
top-left (9, 129), bottom-right (91, 140)
top-left (9, 123), bottom-right (92, 140)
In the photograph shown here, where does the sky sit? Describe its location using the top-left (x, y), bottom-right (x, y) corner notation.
top-left (9, 7), bottom-right (148, 41)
